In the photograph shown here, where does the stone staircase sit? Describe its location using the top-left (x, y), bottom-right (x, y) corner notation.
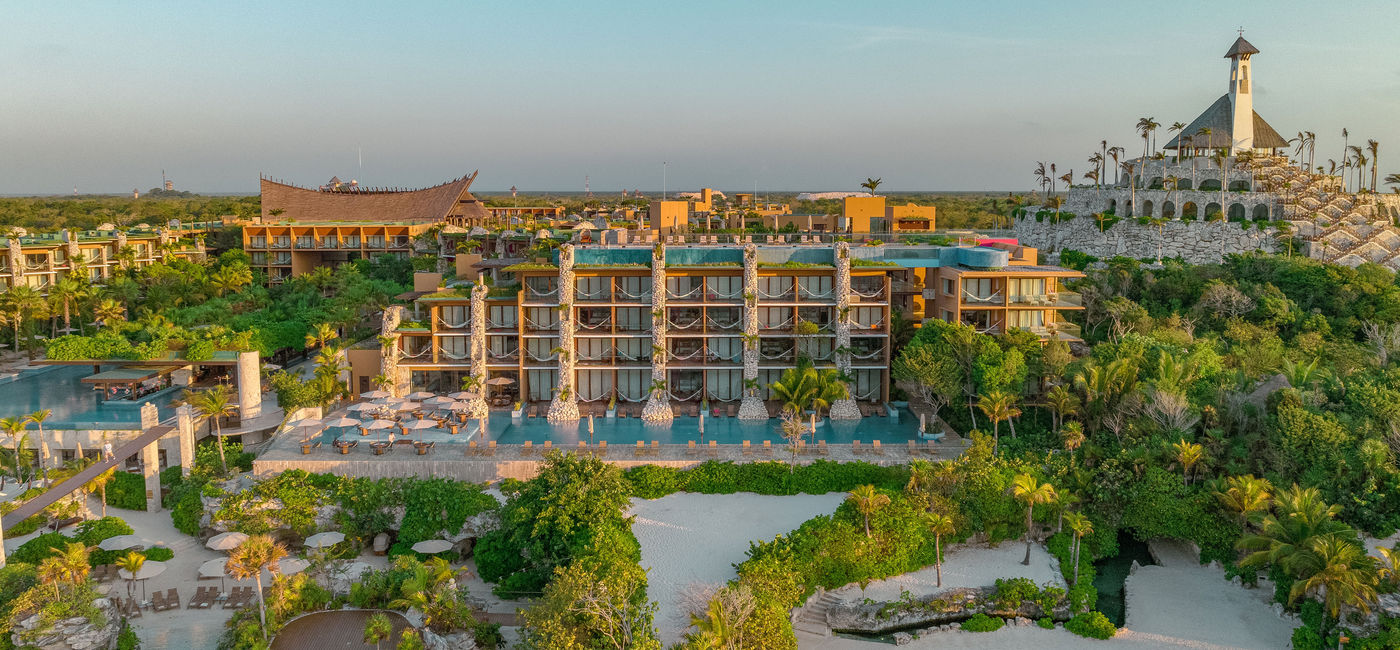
top-left (793, 589), bottom-right (841, 637)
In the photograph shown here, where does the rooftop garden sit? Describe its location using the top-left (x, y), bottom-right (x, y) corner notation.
top-left (502, 262), bottom-right (558, 272)
top-left (758, 261), bottom-right (833, 269)
top-left (850, 258), bottom-right (901, 267)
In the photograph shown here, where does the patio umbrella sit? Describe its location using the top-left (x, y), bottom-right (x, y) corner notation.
top-left (360, 390), bottom-right (391, 399)
top-left (206, 532), bottom-right (248, 551)
top-left (405, 391), bottom-right (436, 401)
top-left (119, 560), bottom-right (167, 600)
top-left (410, 539), bottom-right (453, 554)
top-left (446, 391), bottom-right (475, 400)
top-left (347, 402), bottom-right (379, 412)
top-left (424, 396), bottom-right (455, 406)
top-left (364, 419), bottom-right (396, 430)
top-left (197, 558), bottom-right (230, 593)
top-left (392, 402), bottom-right (421, 412)
top-left (485, 377), bottom-right (516, 386)
top-left (276, 558), bottom-right (311, 575)
top-left (288, 417), bottom-right (322, 429)
top-left (401, 419), bottom-right (437, 431)
top-left (373, 396), bottom-right (405, 405)
top-left (98, 535), bottom-right (147, 551)
top-left (322, 417), bottom-right (361, 428)
top-left (304, 532), bottom-right (346, 549)
top-left (446, 401), bottom-right (471, 412)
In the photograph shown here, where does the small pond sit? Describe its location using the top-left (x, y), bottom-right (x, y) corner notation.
top-left (1092, 531), bottom-right (1156, 626)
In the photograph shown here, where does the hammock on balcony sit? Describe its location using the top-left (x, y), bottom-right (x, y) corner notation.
top-left (438, 317), bottom-right (471, 329)
top-left (851, 286), bottom-right (884, 298)
top-left (854, 387), bottom-right (882, 400)
top-left (575, 290), bottom-right (609, 301)
top-left (799, 288), bottom-right (834, 300)
top-left (852, 319), bottom-right (884, 330)
top-left (578, 347), bottom-right (615, 361)
top-left (809, 349), bottom-right (836, 361)
top-left (524, 318), bottom-right (558, 330)
top-left (616, 287), bottom-right (652, 300)
top-left (525, 350), bottom-right (559, 362)
top-left (706, 316), bottom-right (741, 329)
top-left (488, 349), bottom-right (518, 360)
top-left (525, 286), bottom-right (559, 298)
top-left (668, 284), bottom-right (704, 299)
top-left (668, 316), bottom-right (702, 329)
top-left (670, 387), bottom-right (704, 402)
top-left (486, 319), bottom-right (515, 329)
top-left (758, 288), bottom-right (794, 300)
top-left (401, 347), bottom-right (431, 359)
top-left (442, 349), bottom-right (472, 360)
top-left (577, 317), bottom-right (613, 331)
top-left (760, 346), bottom-right (794, 359)
top-left (578, 386), bottom-right (613, 402)
top-left (851, 348), bottom-right (884, 360)
top-left (708, 288), bottom-right (744, 300)
top-left (670, 347), bottom-right (707, 361)
top-left (763, 316), bottom-right (794, 330)
top-left (706, 391), bottom-right (741, 402)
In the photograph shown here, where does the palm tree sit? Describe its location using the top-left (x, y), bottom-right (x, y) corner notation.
top-left (38, 556), bottom-right (68, 599)
top-left (1122, 161), bottom-right (1138, 213)
top-left (1385, 173), bottom-right (1400, 193)
top-left (1137, 117), bottom-right (1159, 161)
top-left (48, 277), bottom-right (91, 337)
top-left (1172, 438), bottom-right (1205, 485)
top-left (28, 409), bottom-right (51, 481)
top-left (1009, 474), bottom-right (1057, 565)
top-left (1108, 146), bottom-right (1124, 185)
top-left (860, 177), bottom-right (883, 196)
top-left (1049, 163), bottom-right (1057, 195)
top-left (977, 390), bottom-right (1020, 445)
top-left (1033, 162), bottom-right (1049, 197)
top-left (93, 298), bottom-right (125, 329)
top-left (925, 513), bottom-right (956, 587)
top-left (186, 386), bottom-right (236, 475)
top-left (1045, 384), bottom-right (1079, 432)
top-left (227, 534), bottom-right (287, 641)
top-left (847, 485), bottom-right (891, 538)
top-left (1239, 485), bottom-right (1349, 574)
top-left (1065, 511), bottom-right (1093, 585)
top-left (1099, 139), bottom-right (1108, 185)
top-left (1368, 139), bottom-right (1380, 192)
top-left (0, 416), bottom-right (27, 482)
top-left (1087, 153), bottom-right (1104, 189)
top-left (1215, 475), bottom-right (1274, 527)
top-left (115, 551), bottom-right (145, 601)
top-left (1060, 421), bottom-right (1085, 461)
top-left (304, 322), bottom-right (339, 350)
top-left (84, 463), bottom-right (117, 518)
top-left (209, 265), bottom-right (253, 297)
top-left (57, 541), bottom-right (91, 584)
top-left (1288, 535), bottom-right (1379, 622)
top-left (1168, 122), bottom-right (1186, 163)
top-left (364, 612), bottom-right (393, 650)
top-left (3, 286), bottom-right (47, 356)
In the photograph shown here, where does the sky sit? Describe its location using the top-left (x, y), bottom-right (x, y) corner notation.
top-left (1, 0), bottom-right (1397, 195)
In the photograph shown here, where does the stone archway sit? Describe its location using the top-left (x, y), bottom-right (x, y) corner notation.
top-left (1142, 200), bottom-right (1154, 217)
top-left (1162, 201), bottom-right (1176, 219)
top-left (1199, 179), bottom-right (1222, 191)
top-left (1149, 177), bottom-right (1164, 190)
top-left (1177, 179), bottom-right (1194, 190)
top-left (1125, 200), bottom-right (1134, 217)
top-left (1252, 204), bottom-right (1271, 220)
top-left (1205, 202), bottom-right (1222, 220)
top-left (1182, 202), bottom-right (1198, 220)
top-left (1228, 203), bottom-right (1246, 221)
top-left (1107, 198), bottom-right (1118, 215)
top-left (1134, 174), bottom-right (1143, 189)
top-left (1229, 180), bottom-right (1251, 191)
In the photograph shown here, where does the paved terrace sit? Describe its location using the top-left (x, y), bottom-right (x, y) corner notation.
top-left (255, 430), bottom-right (970, 482)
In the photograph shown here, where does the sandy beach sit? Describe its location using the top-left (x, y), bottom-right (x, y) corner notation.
top-left (629, 491), bottom-right (847, 645)
top-left (829, 541), bottom-right (1063, 604)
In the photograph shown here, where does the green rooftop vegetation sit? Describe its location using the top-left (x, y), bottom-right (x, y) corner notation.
top-left (503, 262), bottom-right (558, 272)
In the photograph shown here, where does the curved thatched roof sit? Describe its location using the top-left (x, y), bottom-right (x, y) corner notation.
top-left (1161, 94), bottom-right (1287, 150)
top-left (259, 171), bottom-right (489, 223)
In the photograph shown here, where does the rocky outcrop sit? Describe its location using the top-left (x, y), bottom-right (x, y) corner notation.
top-left (829, 242), bottom-right (861, 420)
top-left (642, 243), bottom-right (674, 422)
top-left (737, 244), bottom-right (768, 420)
top-left (11, 596), bottom-right (120, 650)
top-left (825, 586), bottom-right (1070, 636)
top-left (547, 245), bottom-right (580, 423)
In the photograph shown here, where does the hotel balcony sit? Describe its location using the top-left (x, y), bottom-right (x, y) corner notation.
top-left (961, 290), bottom-right (1004, 307)
top-left (523, 318), bottom-right (560, 333)
top-left (1030, 321), bottom-right (1083, 341)
top-left (1008, 291), bottom-right (1083, 309)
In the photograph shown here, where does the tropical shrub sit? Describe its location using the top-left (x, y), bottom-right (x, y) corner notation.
top-left (623, 460), bottom-right (909, 499)
top-left (1065, 611), bottom-right (1117, 639)
top-left (104, 472), bottom-right (147, 510)
top-left (961, 613), bottom-right (1004, 632)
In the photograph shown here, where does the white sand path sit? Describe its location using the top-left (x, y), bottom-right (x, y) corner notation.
top-left (629, 492), bottom-right (847, 646)
top-left (829, 542), bottom-right (1063, 605)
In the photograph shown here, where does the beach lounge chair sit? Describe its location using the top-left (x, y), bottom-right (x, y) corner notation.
top-left (522, 440), bottom-right (534, 456)
top-left (872, 440), bottom-right (883, 455)
top-left (597, 440), bottom-right (607, 457)
top-left (908, 440), bottom-right (919, 456)
top-left (686, 440), bottom-right (698, 457)
top-left (123, 598), bottom-right (141, 618)
top-left (852, 440), bottom-right (863, 454)
top-left (762, 440), bottom-right (773, 456)
top-left (527, 407), bottom-right (538, 418)
top-left (486, 440), bottom-right (497, 457)
top-left (650, 440), bottom-right (660, 456)
top-left (542, 440), bottom-right (552, 452)
top-left (707, 440), bottom-right (718, 458)
top-left (188, 587), bottom-right (205, 609)
top-left (728, 405), bottom-right (737, 417)
top-left (817, 440), bottom-right (828, 456)
top-left (742, 440), bottom-right (752, 456)
top-left (635, 441), bottom-right (646, 457)
top-left (163, 588), bottom-right (180, 611)
top-left (151, 591), bottom-right (165, 612)
top-left (578, 441), bottom-right (588, 455)
top-left (467, 440), bottom-right (479, 456)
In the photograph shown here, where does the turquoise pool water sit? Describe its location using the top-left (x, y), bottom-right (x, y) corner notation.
top-left (0, 365), bottom-right (177, 430)
top-left (320, 410), bottom-right (921, 446)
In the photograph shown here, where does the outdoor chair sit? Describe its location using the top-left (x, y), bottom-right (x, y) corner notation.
top-left (872, 440), bottom-right (883, 455)
top-left (124, 598), bottom-right (141, 618)
top-left (650, 440), bottom-right (660, 456)
top-left (852, 440), bottom-right (863, 454)
top-left (485, 440), bottom-right (497, 456)
top-left (707, 440), bottom-right (718, 458)
top-left (817, 440), bottom-right (828, 456)
top-left (577, 441), bottom-right (588, 454)
top-left (686, 440), bottom-right (698, 457)
top-left (414, 441), bottom-right (435, 455)
top-left (542, 440), bottom-right (553, 452)
top-left (742, 440), bottom-right (752, 456)
top-left (907, 440), bottom-right (919, 456)
top-left (151, 591), bottom-right (166, 612)
top-left (635, 441), bottom-right (646, 457)
top-left (521, 440), bottom-right (534, 456)
top-left (597, 441), bottom-right (607, 457)
top-left (796, 440), bottom-right (806, 455)
top-left (467, 440), bottom-right (479, 456)
top-left (164, 588), bottom-right (180, 611)
top-left (762, 440), bottom-right (773, 456)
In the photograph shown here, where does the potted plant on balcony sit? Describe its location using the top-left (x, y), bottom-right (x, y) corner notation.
top-left (511, 401), bottom-right (523, 419)
top-left (606, 393), bottom-right (617, 418)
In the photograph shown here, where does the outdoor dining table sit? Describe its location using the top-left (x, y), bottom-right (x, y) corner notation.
top-left (333, 439), bottom-right (357, 454)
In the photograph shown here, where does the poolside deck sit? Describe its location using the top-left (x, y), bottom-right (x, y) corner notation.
top-left (254, 429), bottom-right (970, 482)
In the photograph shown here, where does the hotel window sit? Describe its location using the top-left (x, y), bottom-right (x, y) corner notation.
top-left (366, 235), bottom-right (385, 248)
top-left (797, 276), bottom-right (834, 300)
top-left (709, 337), bottom-right (741, 363)
top-left (944, 278), bottom-right (955, 295)
top-left (250, 252), bottom-right (268, 265)
top-left (526, 369), bottom-right (557, 401)
top-left (488, 336), bottom-right (519, 359)
top-left (758, 306), bottom-right (791, 329)
top-left (576, 277), bottom-right (608, 300)
top-left (524, 276), bottom-right (558, 298)
top-left (524, 307), bottom-right (558, 330)
top-left (271, 236), bottom-right (290, 248)
top-left (1006, 310), bottom-right (1045, 330)
top-left (851, 307), bottom-right (883, 329)
top-left (616, 276), bottom-right (649, 301)
top-left (488, 305), bottom-right (517, 328)
top-left (440, 336), bottom-right (470, 360)
top-left (666, 277), bottom-right (701, 300)
top-left (524, 337), bottom-right (559, 363)
top-left (705, 276), bottom-right (741, 299)
top-left (962, 278), bottom-right (997, 301)
top-left (320, 235), bottom-right (338, 248)
top-left (248, 236), bottom-right (267, 248)
top-left (296, 236), bottom-right (314, 248)
top-left (616, 337), bottom-right (649, 361)
top-left (439, 305), bottom-right (469, 328)
top-left (343, 235), bottom-right (360, 247)
top-left (617, 369), bottom-right (647, 401)
top-left (1007, 278), bottom-right (1046, 303)
top-left (851, 369), bottom-right (881, 401)
top-left (575, 338), bottom-right (610, 362)
top-left (616, 308), bottom-right (646, 332)
top-left (704, 369), bottom-right (742, 401)
top-left (576, 371), bottom-right (613, 402)
top-left (757, 277), bottom-right (792, 300)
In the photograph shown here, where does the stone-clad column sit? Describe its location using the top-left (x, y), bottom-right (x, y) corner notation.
top-left (642, 243), bottom-right (674, 421)
top-left (829, 242), bottom-right (861, 420)
top-left (547, 245), bottom-right (580, 422)
top-left (381, 306), bottom-right (406, 397)
top-left (738, 244), bottom-right (767, 420)
top-left (142, 438), bottom-right (161, 512)
top-left (8, 239), bottom-right (23, 287)
top-left (464, 281), bottom-right (489, 419)
top-left (235, 351), bottom-right (262, 419)
top-left (176, 405), bottom-right (195, 478)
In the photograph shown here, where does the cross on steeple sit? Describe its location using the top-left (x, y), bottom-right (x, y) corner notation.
top-left (1238, 26), bottom-right (1245, 37)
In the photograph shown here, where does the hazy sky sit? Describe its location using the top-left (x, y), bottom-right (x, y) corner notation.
top-left (2, 1), bottom-right (1397, 195)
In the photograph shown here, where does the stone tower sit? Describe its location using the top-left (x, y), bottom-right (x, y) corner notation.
top-left (1225, 34), bottom-right (1259, 153)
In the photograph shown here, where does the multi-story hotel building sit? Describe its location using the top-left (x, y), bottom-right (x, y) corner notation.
top-left (241, 222), bottom-right (435, 283)
top-left (364, 239), bottom-right (1082, 416)
top-left (0, 224), bottom-right (212, 291)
